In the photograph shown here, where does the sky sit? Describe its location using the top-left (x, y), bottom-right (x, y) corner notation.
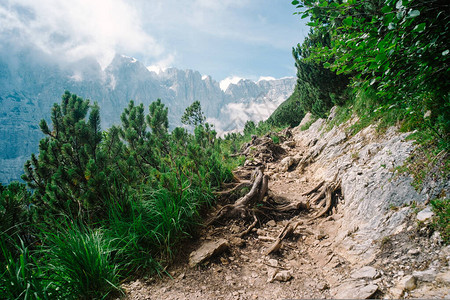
top-left (0, 0), bottom-right (309, 83)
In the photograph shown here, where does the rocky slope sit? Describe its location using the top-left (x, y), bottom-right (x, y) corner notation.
top-left (120, 111), bottom-right (449, 299)
top-left (0, 50), bottom-right (295, 183)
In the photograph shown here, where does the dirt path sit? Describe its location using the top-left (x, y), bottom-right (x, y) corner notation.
top-left (120, 139), bottom-right (355, 300)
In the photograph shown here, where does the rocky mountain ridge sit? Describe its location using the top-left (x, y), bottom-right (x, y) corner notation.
top-left (0, 51), bottom-right (295, 183)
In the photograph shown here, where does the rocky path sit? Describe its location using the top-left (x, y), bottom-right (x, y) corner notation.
top-left (121, 115), bottom-right (450, 299)
top-left (121, 135), bottom-right (358, 299)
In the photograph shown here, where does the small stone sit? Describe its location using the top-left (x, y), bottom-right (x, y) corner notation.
top-left (267, 220), bottom-right (276, 227)
top-left (272, 270), bottom-right (293, 282)
top-left (334, 282), bottom-right (378, 299)
top-left (350, 266), bottom-right (381, 280)
top-left (256, 229), bottom-right (265, 235)
top-left (268, 259), bottom-right (278, 267)
top-left (267, 268), bottom-right (278, 282)
top-left (399, 275), bottom-right (417, 291)
top-left (389, 287), bottom-right (404, 299)
top-left (178, 273), bottom-right (185, 280)
top-left (407, 248), bottom-right (420, 256)
top-left (416, 207), bottom-right (434, 222)
top-left (189, 239), bottom-right (229, 267)
top-left (317, 282), bottom-right (329, 291)
top-left (230, 237), bottom-right (245, 247)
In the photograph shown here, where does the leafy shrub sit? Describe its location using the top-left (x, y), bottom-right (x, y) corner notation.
top-left (268, 87), bottom-right (305, 127)
top-left (292, 0), bottom-right (449, 148)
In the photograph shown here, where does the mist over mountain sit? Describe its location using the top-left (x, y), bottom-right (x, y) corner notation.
top-left (0, 49), bottom-right (295, 183)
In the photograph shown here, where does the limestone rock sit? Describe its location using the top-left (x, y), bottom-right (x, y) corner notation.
top-left (417, 207), bottom-right (434, 222)
top-left (412, 269), bottom-right (437, 282)
top-left (399, 275), bottom-right (417, 291)
top-left (350, 266), bottom-right (381, 280)
top-left (272, 270), bottom-right (292, 282)
top-left (189, 239), bottom-right (229, 267)
top-left (333, 281), bottom-right (378, 299)
top-left (278, 156), bottom-right (295, 172)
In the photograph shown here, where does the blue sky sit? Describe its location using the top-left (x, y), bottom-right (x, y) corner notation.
top-left (0, 0), bottom-right (308, 82)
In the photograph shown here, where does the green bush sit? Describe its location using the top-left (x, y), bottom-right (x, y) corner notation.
top-left (268, 87), bottom-right (305, 127)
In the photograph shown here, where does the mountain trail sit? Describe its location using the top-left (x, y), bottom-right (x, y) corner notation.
top-left (120, 114), bottom-right (450, 299)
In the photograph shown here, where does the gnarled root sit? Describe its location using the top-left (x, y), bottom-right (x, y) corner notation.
top-left (207, 167), bottom-right (268, 227)
top-left (305, 177), bottom-right (341, 219)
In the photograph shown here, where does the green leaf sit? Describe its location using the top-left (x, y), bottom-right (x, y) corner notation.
top-left (323, 62), bottom-right (331, 68)
top-left (292, 0), bottom-right (299, 5)
top-left (413, 23), bottom-right (426, 32)
top-left (343, 16), bottom-right (353, 26)
top-left (381, 5), bottom-right (393, 14)
top-left (407, 10), bottom-right (420, 18)
top-left (396, 0), bottom-right (404, 9)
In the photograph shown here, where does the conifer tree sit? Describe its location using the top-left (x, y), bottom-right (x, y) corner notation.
top-left (181, 101), bottom-right (206, 127)
top-left (22, 91), bottom-right (109, 222)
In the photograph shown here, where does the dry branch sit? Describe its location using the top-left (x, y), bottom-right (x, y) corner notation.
top-left (265, 221), bottom-right (301, 255)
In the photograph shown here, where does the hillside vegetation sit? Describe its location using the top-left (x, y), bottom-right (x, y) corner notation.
top-left (1, 0), bottom-right (448, 298)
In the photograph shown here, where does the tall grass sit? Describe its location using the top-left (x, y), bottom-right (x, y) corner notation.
top-left (42, 225), bottom-right (121, 299)
top-left (106, 183), bottom-right (212, 273)
top-left (0, 238), bottom-right (56, 300)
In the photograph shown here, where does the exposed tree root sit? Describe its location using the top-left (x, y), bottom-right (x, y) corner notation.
top-left (238, 213), bottom-right (258, 238)
top-left (207, 167), bottom-right (268, 226)
top-left (304, 177), bottom-right (341, 219)
top-left (302, 180), bottom-right (325, 197)
top-left (265, 221), bottom-right (302, 255)
top-left (214, 181), bottom-right (252, 196)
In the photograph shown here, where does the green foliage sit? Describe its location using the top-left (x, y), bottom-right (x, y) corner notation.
top-left (292, 0), bottom-right (450, 147)
top-left (431, 198), bottom-right (450, 245)
top-left (292, 27), bottom-right (350, 117)
top-left (181, 100), bottom-right (206, 127)
top-left (0, 239), bottom-right (56, 299)
top-left (243, 120), bottom-right (256, 136)
top-left (43, 225), bottom-right (121, 299)
top-left (22, 91), bottom-right (111, 224)
top-left (268, 87), bottom-right (305, 127)
top-left (2, 91), bottom-right (235, 298)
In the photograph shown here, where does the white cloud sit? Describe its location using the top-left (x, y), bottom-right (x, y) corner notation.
top-left (0, 0), bottom-right (164, 68)
top-left (147, 54), bottom-right (175, 74)
top-left (219, 76), bottom-right (243, 91)
top-left (258, 76), bottom-right (276, 82)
